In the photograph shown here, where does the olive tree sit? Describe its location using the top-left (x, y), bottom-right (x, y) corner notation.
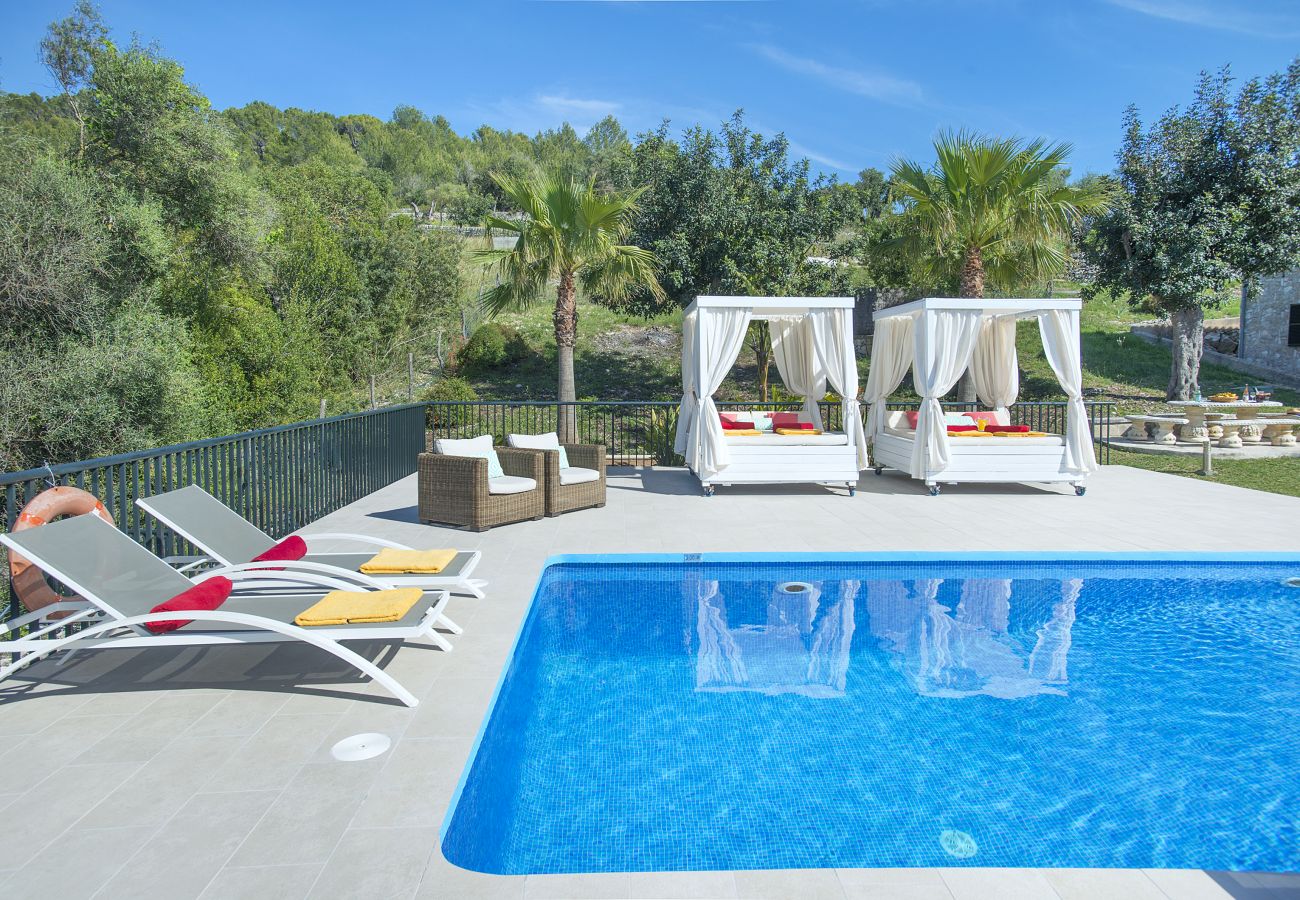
top-left (1085, 61), bottom-right (1300, 399)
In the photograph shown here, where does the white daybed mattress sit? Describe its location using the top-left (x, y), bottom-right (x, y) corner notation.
top-left (699, 431), bottom-right (860, 491)
top-left (724, 432), bottom-right (849, 446)
top-left (874, 412), bottom-right (1084, 494)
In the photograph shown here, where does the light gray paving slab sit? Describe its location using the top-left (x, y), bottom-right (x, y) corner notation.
top-left (75, 734), bottom-right (247, 829)
top-left (734, 867), bottom-right (848, 899)
top-left (350, 738), bottom-right (468, 829)
top-left (939, 867), bottom-right (1062, 900)
top-left (523, 871), bottom-right (632, 899)
top-left (628, 869), bottom-right (740, 898)
top-left (95, 789), bottom-right (281, 899)
top-left (1043, 868), bottom-right (1166, 899)
top-left (306, 826), bottom-right (438, 899)
top-left (225, 760), bottom-right (384, 868)
top-left (1, 761), bottom-right (143, 867)
top-left (199, 864), bottom-right (323, 900)
top-left (417, 855), bottom-right (525, 899)
top-left (3, 824), bottom-right (156, 899)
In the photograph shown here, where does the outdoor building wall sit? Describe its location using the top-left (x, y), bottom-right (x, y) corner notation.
top-left (1241, 271), bottom-right (1300, 381)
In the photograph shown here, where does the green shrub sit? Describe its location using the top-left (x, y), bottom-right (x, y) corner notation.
top-left (457, 323), bottom-right (530, 374)
top-left (421, 376), bottom-right (479, 432)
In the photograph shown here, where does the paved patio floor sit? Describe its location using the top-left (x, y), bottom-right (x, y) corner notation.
top-left (1, 465), bottom-right (1297, 899)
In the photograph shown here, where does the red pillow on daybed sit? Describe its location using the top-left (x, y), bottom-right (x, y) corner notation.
top-left (904, 411), bottom-right (920, 429)
top-left (252, 535), bottom-right (307, 563)
top-left (770, 412), bottom-right (804, 428)
top-left (964, 411), bottom-right (1002, 426)
top-left (720, 418), bottom-right (756, 430)
top-left (947, 424), bottom-right (979, 432)
top-left (146, 576), bottom-right (233, 634)
top-left (984, 424), bottom-right (1030, 433)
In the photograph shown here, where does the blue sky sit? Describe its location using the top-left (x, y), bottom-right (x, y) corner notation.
top-left (2, 0), bottom-right (1297, 179)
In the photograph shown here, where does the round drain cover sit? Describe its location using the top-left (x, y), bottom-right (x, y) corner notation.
top-left (777, 581), bottom-right (813, 594)
top-left (1285, 577), bottom-right (1300, 588)
top-left (939, 829), bottom-right (978, 859)
top-left (331, 732), bottom-right (391, 762)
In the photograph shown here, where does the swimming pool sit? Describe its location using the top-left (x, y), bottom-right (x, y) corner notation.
top-left (441, 553), bottom-right (1300, 874)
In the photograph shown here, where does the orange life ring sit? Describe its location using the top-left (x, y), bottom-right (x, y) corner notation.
top-left (8, 486), bottom-right (113, 616)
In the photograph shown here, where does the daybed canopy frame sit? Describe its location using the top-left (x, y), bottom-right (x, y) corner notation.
top-left (865, 297), bottom-right (1096, 492)
top-left (674, 296), bottom-right (867, 491)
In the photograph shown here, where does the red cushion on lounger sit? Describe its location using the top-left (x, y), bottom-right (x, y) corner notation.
top-left (720, 418), bottom-right (756, 430)
top-left (146, 576), bottom-right (232, 634)
top-left (904, 411), bottom-right (920, 429)
top-left (252, 535), bottom-right (307, 563)
top-left (985, 424), bottom-right (1030, 433)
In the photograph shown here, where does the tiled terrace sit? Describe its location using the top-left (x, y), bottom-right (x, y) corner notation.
top-left (0, 465), bottom-right (1297, 899)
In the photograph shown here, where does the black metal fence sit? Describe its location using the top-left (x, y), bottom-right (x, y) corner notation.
top-left (428, 399), bottom-right (1113, 466)
top-left (1, 404), bottom-right (427, 619)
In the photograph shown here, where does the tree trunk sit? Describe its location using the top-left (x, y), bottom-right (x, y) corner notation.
top-left (554, 270), bottom-right (579, 442)
top-left (750, 322), bottom-right (772, 402)
top-left (956, 245), bottom-right (985, 403)
top-left (1167, 304), bottom-right (1204, 401)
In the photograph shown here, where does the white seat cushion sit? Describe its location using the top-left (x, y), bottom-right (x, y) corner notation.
top-left (487, 475), bottom-right (537, 495)
top-left (506, 431), bottom-right (571, 468)
top-left (558, 466), bottom-right (599, 485)
top-left (436, 435), bottom-right (504, 479)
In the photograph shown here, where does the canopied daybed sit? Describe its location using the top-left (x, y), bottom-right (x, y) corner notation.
top-left (866, 297), bottom-right (1096, 496)
top-left (674, 296), bottom-right (867, 495)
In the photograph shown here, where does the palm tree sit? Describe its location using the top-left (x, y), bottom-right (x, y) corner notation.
top-left (477, 172), bottom-right (663, 440)
top-left (890, 131), bottom-right (1111, 399)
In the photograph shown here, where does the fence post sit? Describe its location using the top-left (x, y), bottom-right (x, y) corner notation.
top-left (319, 399), bottom-right (327, 419)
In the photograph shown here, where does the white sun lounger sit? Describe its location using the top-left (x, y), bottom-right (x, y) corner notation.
top-left (136, 485), bottom-right (487, 598)
top-left (0, 515), bottom-right (453, 707)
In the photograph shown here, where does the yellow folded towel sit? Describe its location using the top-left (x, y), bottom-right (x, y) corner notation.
top-left (723, 429), bottom-right (764, 436)
top-left (775, 427), bottom-right (823, 435)
top-left (295, 588), bottom-right (424, 627)
top-left (359, 547), bottom-right (458, 574)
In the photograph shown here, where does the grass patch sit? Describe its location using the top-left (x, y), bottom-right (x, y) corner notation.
top-left (1109, 447), bottom-right (1300, 498)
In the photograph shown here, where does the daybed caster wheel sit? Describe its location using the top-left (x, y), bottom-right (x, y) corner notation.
top-left (1074, 484), bottom-right (1087, 497)
top-left (702, 484), bottom-right (715, 497)
top-left (927, 484), bottom-right (940, 497)
top-left (873, 465), bottom-right (884, 476)
top-left (848, 484), bottom-right (857, 497)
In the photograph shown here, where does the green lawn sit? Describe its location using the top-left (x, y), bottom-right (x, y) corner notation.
top-left (1109, 447), bottom-right (1300, 498)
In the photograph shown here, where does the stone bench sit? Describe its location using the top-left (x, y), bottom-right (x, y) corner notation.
top-left (1220, 417), bottom-right (1300, 448)
top-left (1123, 415), bottom-right (1188, 445)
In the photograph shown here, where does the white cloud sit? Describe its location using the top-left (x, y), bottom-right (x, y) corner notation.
top-left (1104, 0), bottom-right (1300, 38)
top-left (747, 43), bottom-right (926, 107)
top-left (535, 94), bottom-right (623, 118)
top-left (787, 141), bottom-right (858, 174)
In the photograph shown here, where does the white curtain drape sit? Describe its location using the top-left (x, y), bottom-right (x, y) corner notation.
top-left (910, 309), bottom-right (982, 478)
top-left (862, 316), bottom-right (916, 446)
top-left (770, 316), bottom-right (825, 429)
top-left (673, 308), bottom-right (699, 454)
top-left (970, 314), bottom-right (1019, 411)
top-left (1038, 309), bottom-right (1097, 474)
top-left (690, 306), bottom-right (753, 478)
top-left (811, 308), bottom-right (869, 470)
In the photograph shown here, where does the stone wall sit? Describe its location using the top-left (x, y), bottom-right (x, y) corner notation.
top-left (1242, 271), bottom-right (1300, 379)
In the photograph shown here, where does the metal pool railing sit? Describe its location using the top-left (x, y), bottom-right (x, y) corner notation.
top-left (1, 404), bottom-right (427, 620)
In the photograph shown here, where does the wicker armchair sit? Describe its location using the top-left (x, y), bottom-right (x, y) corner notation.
top-left (537, 443), bottom-right (607, 517)
top-left (417, 448), bottom-right (544, 531)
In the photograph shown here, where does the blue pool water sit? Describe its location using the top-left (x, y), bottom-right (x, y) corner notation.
top-left (441, 555), bottom-right (1300, 874)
